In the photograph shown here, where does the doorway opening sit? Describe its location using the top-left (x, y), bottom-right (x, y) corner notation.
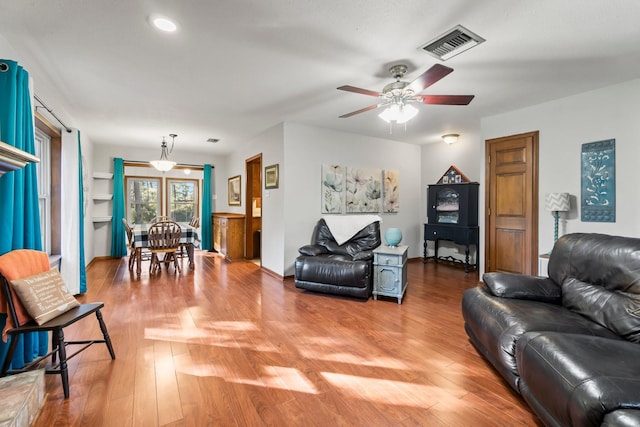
top-left (245, 154), bottom-right (262, 265)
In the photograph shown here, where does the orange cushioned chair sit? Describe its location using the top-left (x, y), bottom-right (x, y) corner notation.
top-left (0, 249), bottom-right (115, 398)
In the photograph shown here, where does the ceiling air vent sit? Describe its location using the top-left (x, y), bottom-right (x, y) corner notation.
top-left (420, 25), bottom-right (485, 61)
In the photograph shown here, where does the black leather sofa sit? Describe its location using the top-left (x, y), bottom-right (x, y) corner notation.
top-left (462, 233), bottom-right (640, 427)
top-left (294, 218), bottom-right (380, 299)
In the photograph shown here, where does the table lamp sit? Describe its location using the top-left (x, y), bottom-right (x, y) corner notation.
top-left (545, 193), bottom-right (570, 244)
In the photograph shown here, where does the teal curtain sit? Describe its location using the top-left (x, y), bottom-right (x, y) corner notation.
top-left (200, 164), bottom-right (212, 250)
top-left (77, 132), bottom-right (87, 293)
top-left (110, 158), bottom-right (127, 257)
top-left (0, 59), bottom-right (48, 369)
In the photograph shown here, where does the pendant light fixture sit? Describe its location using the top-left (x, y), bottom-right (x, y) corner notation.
top-left (150, 133), bottom-right (177, 172)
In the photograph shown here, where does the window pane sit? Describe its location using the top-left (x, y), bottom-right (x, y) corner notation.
top-left (127, 178), bottom-right (161, 223)
top-left (34, 128), bottom-right (51, 254)
top-left (167, 179), bottom-right (198, 223)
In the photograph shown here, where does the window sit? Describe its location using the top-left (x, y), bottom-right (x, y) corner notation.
top-left (126, 177), bottom-right (161, 224)
top-left (34, 114), bottom-right (61, 256)
top-left (167, 179), bottom-right (198, 222)
top-left (34, 127), bottom-right (51, 254)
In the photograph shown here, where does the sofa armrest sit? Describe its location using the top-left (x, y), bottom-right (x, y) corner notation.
top-left (352, 250), bottom-right (373, 261)
top-left (298, 245), bottom-right (329, 257)
top-left (482, 272), bottom-right (562, 303)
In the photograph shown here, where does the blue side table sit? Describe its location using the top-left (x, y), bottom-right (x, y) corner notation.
top-left (372, 245), bottom-right (408, 304)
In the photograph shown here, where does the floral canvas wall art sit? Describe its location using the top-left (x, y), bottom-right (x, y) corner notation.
top-left (322, 164), bottom-right (344, 213)
top-left (383, 170), bottom-right (399, 213)
top-left (581, 139), bottom-right (615, 222)
top-left (346, 167), bottom-right (382, 213)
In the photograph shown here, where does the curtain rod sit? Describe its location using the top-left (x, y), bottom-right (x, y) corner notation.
top-left (34, 94), bottom-right (72, 133)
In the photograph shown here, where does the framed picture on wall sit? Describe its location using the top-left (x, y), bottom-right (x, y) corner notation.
top-left (228, 175), bottom-right (241, 205)
top-left (265, 164), bottom-right (279, 189)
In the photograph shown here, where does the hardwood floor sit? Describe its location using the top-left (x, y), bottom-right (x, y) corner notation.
top-left (32, 252), bottom-right (541, 426)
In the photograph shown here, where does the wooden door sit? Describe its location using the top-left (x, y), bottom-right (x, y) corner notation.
top-left (485, 131), bottom-right (539, 274)
top-left (245, 154), bottom-right (262, 261)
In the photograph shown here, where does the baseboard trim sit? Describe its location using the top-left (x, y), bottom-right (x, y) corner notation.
top-left (86, 256), bottom-right (117, 271)
top-left (260, 266), bottom-right (285, 281)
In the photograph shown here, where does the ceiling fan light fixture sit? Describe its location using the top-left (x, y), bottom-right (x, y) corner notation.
top-left (396, 104), bottom-right (419, 124)
top-left (378, 103), bottom-right (418, 124)
top-left (378, 104), bottom-right (399, 123)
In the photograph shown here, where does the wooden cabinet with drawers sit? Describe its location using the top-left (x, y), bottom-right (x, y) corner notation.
top-left (212, 213), bottom-right (245, 261)
top-left (373, 245), bottom-right (408, 304)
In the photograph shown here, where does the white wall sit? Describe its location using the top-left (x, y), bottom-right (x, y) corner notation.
top-left (283, 123), bottom-right (422, 276)
top-left (91, 144), bottom-right (216, 257)
top-left (481, 79), bottom-right (640, 271)
top-left (214, 123), bottom-right (285, 275)
top-left (420, 132), bottom-right (483, 261)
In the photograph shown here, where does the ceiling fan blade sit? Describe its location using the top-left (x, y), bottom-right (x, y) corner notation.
top-left (406, 64), bottom-right (454, 94)
top-left (419, 95), bottom-right (475, 105)
top-left (339, 104), bottom-right (382, 118)
top-left (337, 85), bottom-right (382, 97)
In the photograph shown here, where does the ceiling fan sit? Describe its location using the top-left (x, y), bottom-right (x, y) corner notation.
top-left (337, 64), bottom-right (474, 121)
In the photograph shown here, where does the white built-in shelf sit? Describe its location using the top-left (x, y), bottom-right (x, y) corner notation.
top-left (92, 194), bottom-right (113, 200)
top-left (92, 172), bottom-right (113, 179)
top-left (92, 216), bottom-right (112, 223)
top-left (0, 140), bottom-right (39, 176)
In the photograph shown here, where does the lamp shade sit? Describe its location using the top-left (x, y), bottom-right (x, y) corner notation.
top-left (150, 159), bottom-right (176, 172)
top-left (545, 193), bottom-right (570, 212)
top-left (378, 103), bottom-right (418, 124)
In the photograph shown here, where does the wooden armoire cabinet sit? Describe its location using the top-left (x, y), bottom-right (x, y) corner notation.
top-left (212, 213), bottom-right (245, 261)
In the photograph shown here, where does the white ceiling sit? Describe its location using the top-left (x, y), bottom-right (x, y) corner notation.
top-left (2, 1), bottom-right (640, 155)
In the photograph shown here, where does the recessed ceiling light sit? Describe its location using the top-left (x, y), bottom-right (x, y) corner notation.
top-left (152, 16), bottom-right (177, 32)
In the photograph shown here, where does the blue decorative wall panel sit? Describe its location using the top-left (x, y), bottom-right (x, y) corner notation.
top-left (581, 139), bottom-right (615, 222)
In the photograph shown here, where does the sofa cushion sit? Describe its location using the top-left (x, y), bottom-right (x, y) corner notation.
top-left (602, 410), bottom-right (640, 427)
top-left (483, 272), bottom-right (561, 303)
top-left (517, 332), bottom-right (640, 427)
top-left (298, 244), bottom-right (328, 257)
top-left (549, 233), bottom-right (640, 294)
top-left (462, 286), bottom-right (620, 391)
top-left (562, 277), bottom-right (640, 343)
top-left (294, 255), bottom-right (371, 289)
top-left (314, 219), bottom-right (380, 257)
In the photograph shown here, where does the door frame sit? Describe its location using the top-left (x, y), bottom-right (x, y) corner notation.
top-left (484, 131), bottom-right (539, 274)
top-left (245, 153), bottom-right (262, 262)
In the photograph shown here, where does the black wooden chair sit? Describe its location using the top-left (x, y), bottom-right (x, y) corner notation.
top-left (0, 249), bottom-right (115, 398)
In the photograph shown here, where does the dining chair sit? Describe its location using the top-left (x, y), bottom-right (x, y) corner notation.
top-left (150, 215), bottom-right (169, 224)
top-left (180, 216), bottom-right (200, 258)
top-left (0, 249), bottom-right (116, 398)
top-left (147, 221), bottom-right (182, 274)
top-left (122, 218), bottom-right (151, 271)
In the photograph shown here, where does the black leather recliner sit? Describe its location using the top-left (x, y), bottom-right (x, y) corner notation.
top-left (294, 218), bottom-right (381, 299)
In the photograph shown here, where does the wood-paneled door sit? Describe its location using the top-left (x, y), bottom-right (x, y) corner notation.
top-left (245, 153), bottom-right (262, 262)
top-left (485, 131), bottom-right (539, 274)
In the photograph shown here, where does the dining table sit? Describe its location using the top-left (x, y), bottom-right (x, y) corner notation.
top-left (131, 222), bottom-right (199, 274)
